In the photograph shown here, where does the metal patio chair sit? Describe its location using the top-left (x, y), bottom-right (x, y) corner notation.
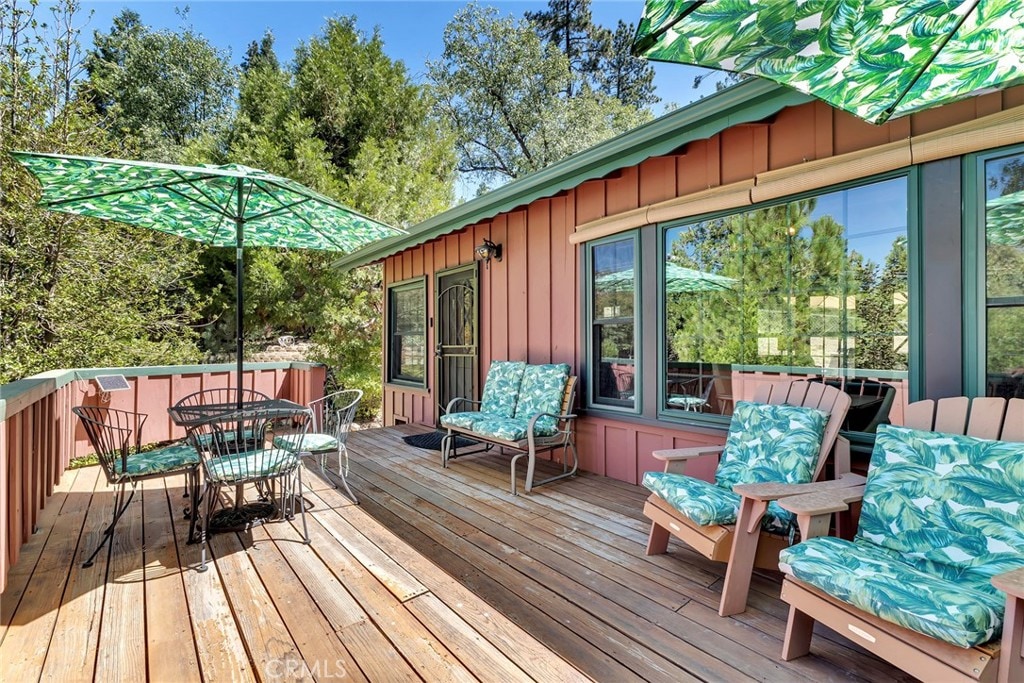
top-left (273, 389), bottom-right (362, 503)
top-left (186, 404), bottom-right (312, 571)
top-left (72, 406), bottom-right (200, 568)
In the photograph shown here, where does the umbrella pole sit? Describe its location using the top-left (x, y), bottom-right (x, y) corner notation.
top-left (236, 177), bottom-right (245, 410)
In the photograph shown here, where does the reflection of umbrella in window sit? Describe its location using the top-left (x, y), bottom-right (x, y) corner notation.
top-left (596, 262), bottom-right (735, 293)
top-left (986, 191), bottom-right (1024, 247)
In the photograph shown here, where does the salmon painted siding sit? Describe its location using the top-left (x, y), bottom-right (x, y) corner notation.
top-left (380, 88), bottom-right (1024, 486)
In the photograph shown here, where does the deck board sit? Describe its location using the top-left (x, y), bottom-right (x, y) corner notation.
top-left (1, 424), bottom-right (915, 682)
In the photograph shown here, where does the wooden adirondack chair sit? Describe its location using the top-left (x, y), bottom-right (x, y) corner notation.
top-left (777, 396), bottom-right (1024, 683)
top-left (643, 380), bottom-right (858, 616)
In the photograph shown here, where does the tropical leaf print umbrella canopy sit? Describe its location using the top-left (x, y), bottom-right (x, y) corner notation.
top-left (10, 151), bottom-right (404, 400)
top-left (633, 0), bottom-right (1024, 124)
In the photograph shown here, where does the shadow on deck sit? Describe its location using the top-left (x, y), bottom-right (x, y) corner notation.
top-left (0, 424), bottom-right (911, 682)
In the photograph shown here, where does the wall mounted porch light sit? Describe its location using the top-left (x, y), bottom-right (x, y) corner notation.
top-left (474, 238), bottom-right (502, 268)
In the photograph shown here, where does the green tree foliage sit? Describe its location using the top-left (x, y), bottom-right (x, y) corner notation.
top-left (83, 8), bottom-right (235, 160)
top-left (428, 3), bottom-right (651, 188)
top-left (526, 0), bottom-right (657, 108)
top-left (0, 0), bottom-right (204, 383)
top-left (209, 22), bottom-right (455, 416)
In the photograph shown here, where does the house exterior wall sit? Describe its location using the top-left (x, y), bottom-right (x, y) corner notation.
top-left (381, 87), bottom-right (1024, 485)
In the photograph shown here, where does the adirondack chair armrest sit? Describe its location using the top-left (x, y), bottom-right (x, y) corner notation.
top-left (652, 445), bottom-right (726, 476)
top-left (992, 567), bottom-right (1024, 599)
top-left (651, 445), bottom-right (725, 461)
top-left (732, 473), bottom-right (867, 502)
top-left (445, 397), bottom-right (481, 413)
top-left (776, 485), bottom-right (867, 540)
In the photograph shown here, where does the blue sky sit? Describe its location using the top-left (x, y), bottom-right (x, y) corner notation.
top-left (70, 0), bottom-right (718, 112)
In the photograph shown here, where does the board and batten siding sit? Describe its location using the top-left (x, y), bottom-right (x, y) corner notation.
top-left (381, 87), bottom-right (1024, 486)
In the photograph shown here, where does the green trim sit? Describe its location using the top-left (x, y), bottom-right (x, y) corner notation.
top-left (385, 276), bottom-right (429, 389)
top-left (0, 361), bottom-right (323, 421)
top-left (906, 166), bottom-right (923, 403)
top-left (585, 231), bottom-right (641, 414)
top-left (334, 80), bottom-right (810, 271)
top-left (962, 143), bottom-right (1024, 397)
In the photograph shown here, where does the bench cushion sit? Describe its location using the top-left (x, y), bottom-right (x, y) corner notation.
top-left (779, 536), bottom-right (1005, 648)
top-left (514, 363), bottom-right (570, 434)
top-left (480, 361), bottom-right (527, 418)
top-left (642, 471), bottom-right (794, 533)
top-left (715, 401), bottom-right (828, 490)
top-left (858, 425), bottom-right (1024, 583)
top-left (439, 411), bottom-right (483, 430)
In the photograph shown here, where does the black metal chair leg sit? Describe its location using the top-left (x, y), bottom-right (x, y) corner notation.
top-left (83, 484), bottom-right (135, 568)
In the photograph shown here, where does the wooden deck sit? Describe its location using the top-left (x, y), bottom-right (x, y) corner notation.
top-left (1, 424), bottom-right (912, 682)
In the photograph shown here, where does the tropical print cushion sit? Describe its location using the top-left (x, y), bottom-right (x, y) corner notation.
top-left (715, 401), bottom-right (828, 491)
top-left (480, 361), bottom-right (527, 418)
top-left (779, 536), bottom-right (1006, 648)
top-left (439, 411), bottom-right (485, 430)
top-left (113, 441), bottom-right (199, 476)
top-left (857, 424), bottom-right (1024, 583)
top-left (273, 432), bottom-right (339, 453)
top-left (642, 471), bottom-right (793, 533)
top-left (470, 416), bottom-right (531, 442)
top-left (514, 363), bottom-right (570, 434)
top-left (205, 449), bottom-right (298, 483)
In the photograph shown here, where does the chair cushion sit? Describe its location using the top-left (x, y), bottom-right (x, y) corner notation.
top-left (480, 361), bottom-right (527, 418)
top-left (714, 401), bottom-right (828, 490)
top-left (642, 471), bottom-right (794, 533)
top-left (857, 425), bottom-right (1024, 583)
top-left (779, 536), bottom-right (1007, 648)
top-left (514, 363), bottom-right (570, 434)
top-left (439, 411), bottom-right (485, 430)
top-left (272, 432), bottom-right (339, 453)
top-left (205, 449), bottom-right (299, 483)
top-left (113, 441), bottom-right (199, 476)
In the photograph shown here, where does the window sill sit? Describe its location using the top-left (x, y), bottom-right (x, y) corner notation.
top-left (385, 382), bottom-right (430, 396)
top-left (581, 407), bottom-right (727, 438)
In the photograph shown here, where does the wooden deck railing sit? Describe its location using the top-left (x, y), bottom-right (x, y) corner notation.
top-left (0, 361), bottom-right (326, 592)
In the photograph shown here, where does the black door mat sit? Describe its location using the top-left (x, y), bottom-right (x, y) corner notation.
top-left (402, 430), bottom-right (477, 451)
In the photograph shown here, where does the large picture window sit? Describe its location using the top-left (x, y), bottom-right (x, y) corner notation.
top-left (387, 278), bottom-right (427, 387)
top-left (589, 235), bottom-right (637, 409)
top-left (981, 150), bottom-right (1024, 399)
top-left (662, 176), bottom-right (910, 427)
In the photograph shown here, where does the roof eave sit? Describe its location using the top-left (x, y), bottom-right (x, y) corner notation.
top-left (335, 79), bottom-right (810, 271)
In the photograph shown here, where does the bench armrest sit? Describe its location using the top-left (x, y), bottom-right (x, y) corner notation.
top-left (444, 397), bottom-right (481, 414)
top-left (992, 567), bottom-right (1024, 599)
top-left (732, 473), bottom-right (867, 502)
top-left (527, 411), bottom-right (577, 431)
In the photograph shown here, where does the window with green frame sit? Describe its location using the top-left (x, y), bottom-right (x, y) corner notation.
top-left (588, 235), bottom-right (638, 409)
top-left (386, 278), bottom-right (427, 386)
top-left (979, 150), bottom-right (1024, 399)
top-left (662, 176), bottom-right (910, 428)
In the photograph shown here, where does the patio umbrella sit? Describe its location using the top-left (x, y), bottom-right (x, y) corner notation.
top-left (10, 151), bottom-right (404, 405)
top-left (596, 262), bottom-right (734, 294)
top-left (633, 0), bottom-right (1024, 124)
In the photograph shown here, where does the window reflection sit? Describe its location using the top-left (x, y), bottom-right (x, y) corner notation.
top-left (984, 151), bottom-right (1024, 399)
top-left (592, 238), bottom-right (636, 407)
top-left (663, 176), bottom-right (909, 427)
top-left (388, 282), bottom-right (426, 384)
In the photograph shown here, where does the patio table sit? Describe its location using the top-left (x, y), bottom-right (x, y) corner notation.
top-left (169, 398), bottom-right (311, 531)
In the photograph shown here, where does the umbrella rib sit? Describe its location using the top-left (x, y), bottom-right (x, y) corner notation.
top-left (43, 173), bottom-right (225, 209)
top-left (171, 171), bottom-right (238, 218)
top-left (245, 197), bottom-right (315, 222)
top-left (163, 185), bottom-right (236, 220)
top-left (250, 179), bottom-right (356, 252)
top-left (878, 0), bottom-right (981, 119)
